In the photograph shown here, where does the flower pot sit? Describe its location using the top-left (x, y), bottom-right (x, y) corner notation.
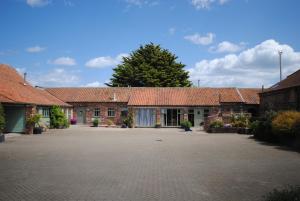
top-left (0, 134), bottom-right (5, 143)
top-left (33, 127), bottom-right (43, 134)
top-left (184, 127), bottom-right (191, 131)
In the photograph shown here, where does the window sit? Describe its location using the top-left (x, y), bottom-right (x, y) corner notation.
top-left (94, 108), bottom-right (100, 117)
top-left (108, 108), bottom-right (115, 117)
top-left (120, 108), bottom-right (128, 117)
top-left (42, 108), bottom-right (50, 118)
top-left (204, 109), bottom-right (209, 118)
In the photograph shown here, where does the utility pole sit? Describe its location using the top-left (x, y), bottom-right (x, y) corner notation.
top-left (278, 50), bottom-right (283, 81)
top-left (197, 79), bottom-right (200, 87)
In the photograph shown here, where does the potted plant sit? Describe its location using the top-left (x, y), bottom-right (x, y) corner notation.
top-left (155, 123), bottom-right (161, 128)
top-left (124, 113), bottom-right (133, 128)
top-left (93, 118), bottom-right (99, 127)
top-left (180, 120), bottom-right (192, 131)
top-left (26, 114), bottom-right (42, 134)
top-left (0, 103), bottom-right (5, 143)
top-left (70, 118), bottom-right (77, 125)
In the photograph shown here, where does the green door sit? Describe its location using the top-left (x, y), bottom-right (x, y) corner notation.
top-left (4, 105), bottom-right (25, 133)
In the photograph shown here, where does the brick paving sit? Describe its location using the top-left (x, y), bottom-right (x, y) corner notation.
top-left (0, 126), bottom-right (300, 201)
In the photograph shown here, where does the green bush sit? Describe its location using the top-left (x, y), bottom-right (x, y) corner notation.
top-left (209, 120), bottom-right (224, 128)
top-left (262, 185), bottom-right (300, 201)
top-left (50, 106), bottom-right (69, 129)
top-left (180, 120), bottom-right (192, 130)
top-left (123, 113), bottom-right (133, 128)
top-left (93, 118), bottom-right (99, 127)
top-left (0, 103), bottom-right (5, 133)
top-left (231, 113), bottom-right (250, 128)
top-left (272, 111), bottom-right (300, 137)
top-left (252, 111), bottom-right (278, 141)
top-left (26, 114), bottom-right (42, 127)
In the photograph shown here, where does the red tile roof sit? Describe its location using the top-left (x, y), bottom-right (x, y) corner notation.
top-left (264, 69), bottom-right (300, 93)
top-left (47, 87), bottom-right (260, 106)
top-left (0, 64), bottom-right (70, 106)
top-left (46, 87), bottom-right (132, 103)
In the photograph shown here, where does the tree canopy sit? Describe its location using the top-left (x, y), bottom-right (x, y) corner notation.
top-left (107, 43), bottom-right (192, 87)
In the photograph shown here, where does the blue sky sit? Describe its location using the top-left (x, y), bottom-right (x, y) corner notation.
top-left (1, 0), bottom-right (300, 88)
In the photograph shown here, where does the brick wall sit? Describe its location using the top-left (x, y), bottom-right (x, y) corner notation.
top-left (70, 102), bottom-right (128, 126)
top-left (25, 105), bottom-right (37, 134)
top-left (260, 86), bottom-right (300, 113)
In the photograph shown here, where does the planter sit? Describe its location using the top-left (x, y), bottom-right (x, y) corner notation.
top-left (0, 134), bottom-right (4, 143)
top-left (33, 127), bottom-right (43, 134)
top-left (208, 127), bottom-right (238, 133)
top-left (184, 127), bottom-right (192, 132)
top-left (237, 128), bottom-right (250, 135)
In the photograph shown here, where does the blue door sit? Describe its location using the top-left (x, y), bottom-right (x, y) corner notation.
top-left (4, 105), bottom-right (26, 133)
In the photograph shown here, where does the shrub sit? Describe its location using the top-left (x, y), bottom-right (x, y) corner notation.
top-left (26, 114), bottom-right (42, 127)
top-left (209, 120), bottom-right (224, 128)
top-left (0, 103), bottom-right (5, 133)
top-left (252, 111), bottom-right (278, 141)
top-left (123, 113), bottom-right (133, 128)
top-left (50, 106), bottom-right (69, 129)
top-left (180, 120), bottom-right (192, 130)
top-left (262, 185), bottom-right (300, 201)
top-left (107, 119), bottom-right (114, 126)
top-left (272, 111), bottom-right (300, 137)
top-left (231, 113), bottom-right (250, 128)
top-left (93, 118), bottom-right (99, 127)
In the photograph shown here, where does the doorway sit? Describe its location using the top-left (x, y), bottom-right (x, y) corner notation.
top-left (163, 109), bottom-right (181, 127)
top-left (76, 107), bottom-right (86, 124)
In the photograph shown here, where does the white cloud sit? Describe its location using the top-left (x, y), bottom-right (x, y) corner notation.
top-left (210, 41), bottom-right (246, 53)
top-left (184, 33), bottom-right (215, 45)
top-left (85, 53), bottom-right (129, 68)
top-left (52, 57), bottom-right (76, 66)
top-left (188, 39), bottom-right (300, 87)
top-left (191, 0), bottom-right (229, 9)
top-left (191, 0), bottom-right (214, 9)
top-left (169, 27), bottom-right (176, 35)
top-left (125, 0), bottom-right (159, 7)
top-left (219, 0), bottom-right (229, 5)
top-left (26, 46), bottom-right (46, 53)
top-left (26, 0), bottom-right (50, 7)
top-left (84, 81), bottom-right (104, 87)
top-left (33, 68), bottom-right (79, 87)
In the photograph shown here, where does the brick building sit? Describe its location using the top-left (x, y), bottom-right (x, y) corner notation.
top-left (0, 64), bottom-right (260, 130)
top-left (260, 69), bottom-right (300, 112)
top-left (0, 64), bottom-right (71, 133)
top-left (47, 87), bottom-right (260, 128)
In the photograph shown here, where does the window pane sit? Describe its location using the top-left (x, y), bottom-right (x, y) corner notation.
top-left (108, 108), bottom-right (115, 117)
top-left (94, 108), bottom-right (100, 117)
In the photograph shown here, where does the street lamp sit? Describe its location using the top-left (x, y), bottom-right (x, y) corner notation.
top-left (278, 50), bottom-right (283, 81)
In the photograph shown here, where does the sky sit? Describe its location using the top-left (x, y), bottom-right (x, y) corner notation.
top-left (0, 0), bottom-right (300, 88)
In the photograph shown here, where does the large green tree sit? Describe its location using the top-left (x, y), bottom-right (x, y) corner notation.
top-left (107, 43), bottom-right (192, 87)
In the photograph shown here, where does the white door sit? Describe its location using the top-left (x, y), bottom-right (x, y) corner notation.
top-left (194, 108), bottom-right (204, 127)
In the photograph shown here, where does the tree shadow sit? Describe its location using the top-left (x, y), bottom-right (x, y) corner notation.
top-left (248, 135), bottom-right (300, 153)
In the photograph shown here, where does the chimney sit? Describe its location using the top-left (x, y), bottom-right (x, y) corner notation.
top-left (261, 85), bottom-right (264, 93)
top-left (23, 72), bottom-right (27, 86)
top-left (113, 93), bottom-right (117, 101)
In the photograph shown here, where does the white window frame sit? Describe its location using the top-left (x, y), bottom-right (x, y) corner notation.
top-left (42, 108), bottom-right (50, 118)
top-left (107, 108), bottom-right (115, 117)
top-left (94, 108), bottom-right (100, 117)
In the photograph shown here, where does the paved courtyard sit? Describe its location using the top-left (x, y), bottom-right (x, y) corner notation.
top-left (0, 126), bottom-right (300, 201)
